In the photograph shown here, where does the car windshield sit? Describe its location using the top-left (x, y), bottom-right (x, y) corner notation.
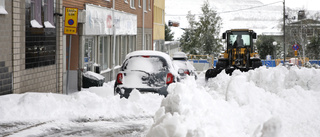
top-left (123, 56), bottom-right (167, 73)
top-left (228, 32), bottom-right (251, 47)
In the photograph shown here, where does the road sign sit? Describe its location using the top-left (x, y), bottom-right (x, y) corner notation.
top-left (292, 44), bottom-right (300, 50)
top-left (64, 7), bottom-right (78, 35)
top-left (64, 27), bottom-right (77, 35)
top-left (65, 7), bottom-right (78, 27)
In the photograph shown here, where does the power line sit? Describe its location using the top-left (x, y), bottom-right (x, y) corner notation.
top-left (166, 1), bottom-right (283, 16)
top-left (218, 1), bottom-right (282, 14)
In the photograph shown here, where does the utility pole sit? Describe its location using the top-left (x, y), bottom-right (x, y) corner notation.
top-left (112, 0), bottom-right (116, 80)
top-left (283, 0), bottom-right (286, 64)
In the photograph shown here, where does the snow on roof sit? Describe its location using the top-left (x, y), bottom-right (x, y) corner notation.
top-left (126, 50), bottom-right (172, 63)
top-left (172, 52), bottom-right (187, 59)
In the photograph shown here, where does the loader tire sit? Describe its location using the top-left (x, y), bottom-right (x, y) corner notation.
top-left (251, 59), bottom-right (262, 69)
top-left (205, 68), bottom-right (222, 81)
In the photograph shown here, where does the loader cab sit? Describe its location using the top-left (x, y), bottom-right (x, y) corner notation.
top-left (222, 29), bottom-right (256, 52)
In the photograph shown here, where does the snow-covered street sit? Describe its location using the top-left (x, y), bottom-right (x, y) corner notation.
top-left (1, 66), bottom-right (320, 137)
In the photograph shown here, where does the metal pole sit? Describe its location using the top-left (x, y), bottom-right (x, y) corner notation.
top-left (66, 35), bottom-right (72, 95)
top-left (112, 0), bottom-right (116, 80)
top-left (283, 0), bottom-right (286, 65)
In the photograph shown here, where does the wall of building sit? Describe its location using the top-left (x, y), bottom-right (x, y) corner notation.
top-left (10, 0), bottom-right (63, 94)
top-left (153, 0), bottom-right (165, 51)
top-left (62, 0), bottom-right (154, 90)
top-left (0, 0), bottom-right (13, 95)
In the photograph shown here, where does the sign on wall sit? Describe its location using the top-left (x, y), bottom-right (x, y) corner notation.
top-left (84, 4), bottom-right (137, 35)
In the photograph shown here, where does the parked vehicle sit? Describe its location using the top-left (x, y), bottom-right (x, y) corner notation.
top-left (172, 52), bottom-right (198, 80)
top-left (114, 50), bottom-right (180, 98)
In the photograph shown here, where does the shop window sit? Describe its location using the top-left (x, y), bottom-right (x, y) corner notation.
top-left (99, 36), bottom-right (111, 70)
top-left (84, 37), bottom-right (95, 71)
top-left (0, 0), bottom-right (8, 14)
top-left (121, 36), bottom-right (128, 63)
top-left (25, 0), bottom-right (56, 69)
top-left (116, 36), bottom-right (121, 66)
top-left (127, 35), bottom-right (136, 53)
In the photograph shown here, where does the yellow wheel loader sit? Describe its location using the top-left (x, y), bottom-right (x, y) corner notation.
top-left (205, 29), bottom-right (262, 80)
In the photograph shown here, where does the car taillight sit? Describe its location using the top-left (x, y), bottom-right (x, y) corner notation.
top-left (184, 70), bottom-right (190, 75)
top-left (117, 73), bottom-right (123, 84)
top-left (166, 73), bottom-right (174, 84)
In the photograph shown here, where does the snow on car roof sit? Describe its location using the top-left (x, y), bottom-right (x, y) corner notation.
top-left (126, 50), bottom-right (172, 63)
top-left (172, 52), bottom-right (187, 59)
top-left (125, 50), bottom-right (178, 75)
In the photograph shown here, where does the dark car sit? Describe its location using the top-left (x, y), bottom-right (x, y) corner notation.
top-left (114, 50), bottom-right (180, 98)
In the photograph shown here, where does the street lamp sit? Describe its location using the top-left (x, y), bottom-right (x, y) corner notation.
top-left (273, 41), bottom-right (278, 60)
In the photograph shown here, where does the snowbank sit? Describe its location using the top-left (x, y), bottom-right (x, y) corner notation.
top-left (147, 66), bottom-right (320, 137)
top-left (0, 82), bottom-right (163, 122)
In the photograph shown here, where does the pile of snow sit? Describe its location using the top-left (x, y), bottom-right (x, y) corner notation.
top-left (0, 82), bottom-right (163, 122)
top-left (147, 66), bottom-right (320, 137)
top-left (1, 66), bottom-right (320, 137)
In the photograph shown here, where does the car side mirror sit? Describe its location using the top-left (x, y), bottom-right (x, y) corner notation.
top-left (252, 33), bottom-right (257, 39)
top-left (222, 33), bottom-right (226, 39)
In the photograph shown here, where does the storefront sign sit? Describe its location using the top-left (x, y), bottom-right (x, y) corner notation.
top-left (85, 4), bottom-right (137, 35)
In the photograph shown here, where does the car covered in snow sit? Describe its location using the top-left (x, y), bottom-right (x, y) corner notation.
top-left (172, 52), bottom-right (198, 79)
top-left (114, 50), bottom-right (180, 98)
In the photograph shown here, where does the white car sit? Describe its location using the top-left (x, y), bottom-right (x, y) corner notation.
top-left (114, 50), bottom-right (180, 98)
top-left (172, 52), bottom-right (198, 80)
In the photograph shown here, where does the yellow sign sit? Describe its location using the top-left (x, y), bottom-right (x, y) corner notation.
top-left (64, 27), bottom-right (77, 35)
top-left (294, 50), bottom-right (298, 56)
top-left (65, 7), bottom-right (78, 28)
top-left (64, 7), bottom-right (78, 35)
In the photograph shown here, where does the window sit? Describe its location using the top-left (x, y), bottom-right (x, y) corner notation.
top-left (138, 0), bottom-right (141, 8)
top-left (0, 0), bottom-right (8, 14)
top-left (116, 36), bottom-right (121, 65)
top-left (30, 0), bottom-right (43, 28)
top-left (127, 36), bottom-right (136, 53)
top-left (143, 0), bottom-right (146, 12)
top-left (99, 36), bottom-right (111, 70)
top-left (124, 0), bottom-right (128, 3)
top-left (148, 0), bottom-right (151, 11)
top-left (25, 0), bottom-right (56, 69)
top-left (130, 0), bottom-right (135, 9)
top-left (121, 36), bottom-right (128, 64)
top-left (43, 0), bottom-right (55, 28)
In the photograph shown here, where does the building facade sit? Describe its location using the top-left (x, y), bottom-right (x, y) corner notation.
top-left (0, 0), bottom-right (64, 95)
top-left (153, 0), bottom-right (165, 51)
top-left (63, 0), bottom-right (154, 91)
